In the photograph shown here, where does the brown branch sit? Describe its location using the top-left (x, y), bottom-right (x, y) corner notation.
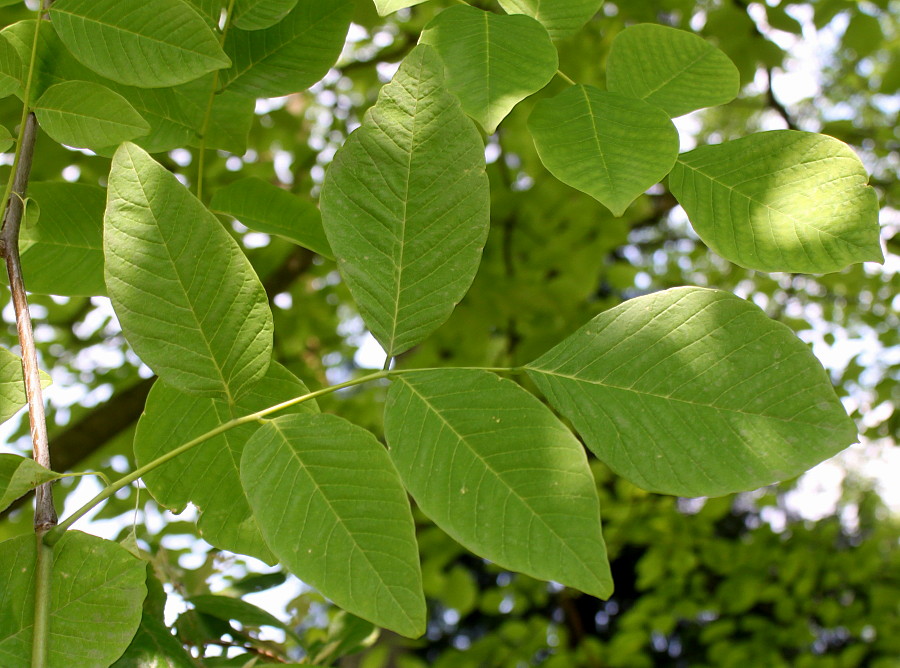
top-left (0, 112), bottom-right (56, 533)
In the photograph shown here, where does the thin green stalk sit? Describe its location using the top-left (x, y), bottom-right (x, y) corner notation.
top-left (44, 370), bottom-right (391, 545)
top-left (195, 0), bottom-right (237, 202)
top-left (31, 536), bottom-right (52, 668)
top-left (555, 69), bottom-right (576, 85)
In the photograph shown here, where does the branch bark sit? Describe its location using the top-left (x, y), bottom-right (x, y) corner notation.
top-left (0, 112), bottom-right (56, 533)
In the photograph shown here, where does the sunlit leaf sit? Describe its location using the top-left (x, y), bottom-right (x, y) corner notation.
top-left (384, 369), bottom-right (613, 598)
top-left (528, 85), bottom-right (679, 216)
top-left (669, 130), bottom-right (883, 273)
top-left (233, 0), bottom-right (298, 30)
top-left (373, 0), bottom-right (428, 15)
top-left (50, 0), bottom-right (230, 88)
top-left (0, 454), bottom-right (61, 512)
top-left (421, 5), bottom-right (558, 133)
top-left (241, 413), bottom-right (425, 637)
top-left (320, 45), bottom-right (489, 358)
top-left (0, 347), bottom-right (51, 426)
top-left (497, 0), bottom-right (603, 40)
top-left (105, 142), bottom-right (273, 400)
top-left (527, 287), bottom-right (859, 497)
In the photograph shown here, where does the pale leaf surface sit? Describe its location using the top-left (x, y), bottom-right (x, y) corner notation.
top-left (241, 413), bottom-right (425, 637)
top-left (497, 0), bottom-right (603, 41)
top-left (234, 0), bottom-right (299, 30)
top-left (670, 130), bottom-right (883, 274)
top-left (105, 142), bottom-right (273, 400)
top-left (607, 23), bottom-right (739, 117)
top-left (0, 531), bottom-right (146, 668)
top-left (384, 369), bottom-right (613, 598)
top-left (528, 85), bottom-right (678, 216)
top-left (0, 454), bottom-right (61, 512)
top-left (527, 287), bottom-right (859, 497)
top-left (320, 45), bottom-right (489, 358)
top-left (373, 0), bottom-right (429, 16)
top-left (420, 5), bottom-right (558, 133)
top-left (0, 347), bottom-right (51, 425)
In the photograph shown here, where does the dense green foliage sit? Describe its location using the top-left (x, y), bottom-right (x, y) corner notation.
top-left (0, 0), bottom-right (897, 665)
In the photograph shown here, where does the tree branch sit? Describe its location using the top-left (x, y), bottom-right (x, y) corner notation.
top-left (0, 112), bottom-right (56, 533)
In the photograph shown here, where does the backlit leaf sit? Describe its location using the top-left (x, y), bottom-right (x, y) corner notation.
top-left (320, 45), bottom-right (489, 358)
top-left (220, 0), bottom-right (353, 97)
top-left (34, 80), bottom-right (149, 150)
top-left (669, 130), bottom-right (883, 273)
top-left (210, 177), bottom-right (333, 258)
top-left (528, 85), bottom-right (679, 216)
top-left (135, 362), bottom-right (314, 563)
top-left (497, 0), bottom-right (603, 41)
top-left (0, 347), bottom-right (51, 425)
top-left (0, 531), bottom-right (146, 668)
top-left (0, 454), bottom-right (61, 512)
top-left (50, 0), bottom-right (230, 88)
top-left (607, 23), bottom-right (739, 117)
top-left (233, 0), bottom-right (298, 30)
top-left (420, 5), bottom-right (558, 133)
top-left (527, 287), bottom-right (859, 497)
top-left (188, 594), bottom-right (303, 643)
top-left (241, 413), bottom-right (425, 637)
top-left (384, 369), bottom-right (613, 598)
top-left (0, 124), bottom-right (10, 152)
top-left (105, 142), bottom-right (273, 401)
top-left (373, 0), bottom-right (429, 15)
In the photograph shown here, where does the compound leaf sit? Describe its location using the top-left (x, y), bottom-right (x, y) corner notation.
top-left (669, 130), bottom-right (883, 273)
top-left (420, 5), bottom-right (558, 133)
top-left (135, 362), bottom-right (314, 563)
top-left (527, 287), bottom-right (859, 497)
top-left (241, 412), bottom-right (425, 638)
top-left (607, 23), bottom-right (740, 117)
top-left (0, 531), bottom-right (146, 668)
top-left (105, 142), bottom-right (273, 401)
top-left (320, 45), bottom-right (489, 358)
top-left (528, 85), bottom-right (678, 216)
top-left (384, 369), bottom-right (613, 598)
top-left (50, 0), bottom-right (230, 88)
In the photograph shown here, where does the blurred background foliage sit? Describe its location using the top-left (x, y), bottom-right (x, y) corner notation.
top-left (0, 0), bottom-right (898, 665)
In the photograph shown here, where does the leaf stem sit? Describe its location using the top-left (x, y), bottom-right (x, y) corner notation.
top-left (196, 0), bottom-right (237, 202)
top-left (555, 70), bottom-right (576, 85)
top-left (31, 536), bottom-right (52, 668)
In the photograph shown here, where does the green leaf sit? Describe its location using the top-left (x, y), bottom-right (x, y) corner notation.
top-left (0, 454), bottom-right (61, 512)
top-left (220, 0), bottom-right (353, 97)
top-left (0, 347), bottom-right (51, 425)
top-left (34, 80), bottom-right (149, 150)
top-left (18, 182), bottom-right (106, 296)
top-left (497, 0), bottom-right (603, 41)
top-left (0, 124), bottom-right (12, 152)
top-left (233, 0), bottom-right (299, 30)
top-left (606, 23), bottom-right (740, 118)
top-left (669, 130), bottom-right (883, 273)
top-left (0, 32), bottom-right (20, 99)
top-left (384, 369), bottom-right (613, 598)
top-left (241, 413), bottom-right (425, 638)
top-left (50, 0), bottom-right (230, 88)
top-left (320, 45), bottom-right (489, 358)
top-left (105, 142), bottom-right (273, 400)
top-left (188, 594), bottom-right (303, 644)
top-left (210, 177), bottom-right (333, 258)
top-left (420, 5), bottom-right (558, 133)
top-left (0, 531), bottom-right (146, 668)
top-left (373, 0), bottom-right (429, 15)
top-left (526, 287), bottom-right (859, 497)
top-left (528, 85), bottom-right (679, 216)
top-left (135, 362), bottom-right (314, 563)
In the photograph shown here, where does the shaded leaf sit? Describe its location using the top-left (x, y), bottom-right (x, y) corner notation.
top-left (528, 85), bottom-right (678, 216)
top-left (0, 531), bottom-right (146, 668)
top-left (607, 23), bottom-right (740, 117)
top-left (220, 0), bottom-right (353, 97)
top-left (135, 362), bottom-right (314, 563)
top-left (18, 182), bottom-right (106, 296)
top-left (0, 454), bottom-right (61, 512)
top-left (241, 413), bottom-right (425, 638)
top-left (497, 0), bottom-right (603, 41)
top-left (669, 130), bottom-right (883, 273)
top-left (526, 287), bottom-right (859, 497)
top-left (420, 5), bottom-right (558, 133)
top-left (384, 369), bottom-right (613, 598)
top-left (0, 124), bottom-right (10, 152)
top-left (188, 594), bottom-right (303, 644)
top-left (0, 347), bottom-right (51, 425)
top-left (320, 45), bottom-right (489, 358)
top-left (35, 80), bottom-right (149, 150)
top-left (233, 0), bottom-right (299, 30)
top-left (50, 0), bottom-right (230, 88)
top-left (0, 32), bottom-right (22, 99)
top-left (210, 177), bottom-right (333, 258)
top-left (105, 143), bottom-right (273, 401)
